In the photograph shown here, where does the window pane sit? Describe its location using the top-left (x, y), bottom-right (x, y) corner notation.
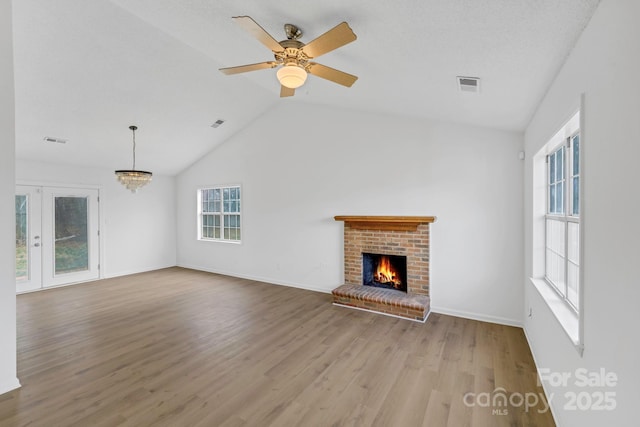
top-left (15, 195), bottom-right (28, 281)
top-left (202, 214), bottom-right (222, 240)
top-left (572, 177), bottom-right (579, 215)
top-left (546, 218), bottom-right (567, 296)
top-left (223, 188), bottom-right (229, 200)
top-left (549, 185), bottom-right (556, 214)
top-left (557, 182), bottom-right (564, 214)
top-left (556, 147), bottom-right (564, 182)
top-left (554, 220), bottom-right (565, 256)
top-left (568, 222), bottom-right (580, 264)
top-left (567, 262), bottom-right (579, 308)
top-left (549, 153), bottom-right (556, 184)
top-left (573, 135), bottom-right (580, 175)
top-left (54, 196), bottom-right (89, 274)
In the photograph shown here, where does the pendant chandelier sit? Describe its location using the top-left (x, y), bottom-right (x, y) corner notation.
top-left (115, 125), bottom-right (152, 193)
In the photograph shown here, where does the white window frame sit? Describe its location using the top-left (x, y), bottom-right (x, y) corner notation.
top-left (545, 132), bottom-right (580, 311)
top-left (197, 185), bottom-right (242, 243)
top-left (531, 108), bottom-right (584, 354)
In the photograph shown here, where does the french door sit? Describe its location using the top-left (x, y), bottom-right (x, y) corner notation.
top-left (15, 185), bottom-right (100, 293)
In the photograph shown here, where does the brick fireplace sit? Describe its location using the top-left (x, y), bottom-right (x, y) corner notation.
top-left (332, 216), bottom-right (436, 322)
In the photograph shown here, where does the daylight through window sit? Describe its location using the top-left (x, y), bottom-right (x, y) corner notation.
top-left (198, 186), bottom-right (241, 242)
top-left (545, 132), bottom-right (580, 310)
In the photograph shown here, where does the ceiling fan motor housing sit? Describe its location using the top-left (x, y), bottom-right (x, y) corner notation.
top-left (275, 41), bottom-right (310, 69)
top-left (284, 23), bottom-right (302, 40)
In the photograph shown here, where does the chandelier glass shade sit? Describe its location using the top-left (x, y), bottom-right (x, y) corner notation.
top-left (115, 125), bottom-right (152, 193)
top-left (276, 64), bottom-right (307, 89)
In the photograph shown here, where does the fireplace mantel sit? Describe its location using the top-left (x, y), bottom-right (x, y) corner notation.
top-left (334, 215), bottom-right (436, 231)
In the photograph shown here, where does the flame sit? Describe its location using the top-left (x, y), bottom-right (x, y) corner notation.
top-left (374, 256), bottom-right (402, 288)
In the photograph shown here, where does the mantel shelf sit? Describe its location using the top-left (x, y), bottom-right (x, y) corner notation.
top-left (334, 215), bottom-right (437, 231)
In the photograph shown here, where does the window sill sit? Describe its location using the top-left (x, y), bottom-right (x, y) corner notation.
top-left (198, 238), bottom-right (242, 245)
top-left (529, 278), bottom-right (583, 356)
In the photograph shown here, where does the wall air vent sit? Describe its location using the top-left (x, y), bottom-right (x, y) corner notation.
top-left (457, 76), bottom-right (480, 93)
top-left (211, 119), bottom-right (225, 128)
top-left (43, 136), bottom-right (68, 144)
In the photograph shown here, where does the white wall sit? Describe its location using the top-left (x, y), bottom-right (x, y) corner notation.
top-left (524, 0), bottom-right (640, 425)
top-left (177, 101), bottom-right (524, 325)
top-left (0, 0), bottom-right (20, 395)
top-left (16, 160), bottom-right (177, 278)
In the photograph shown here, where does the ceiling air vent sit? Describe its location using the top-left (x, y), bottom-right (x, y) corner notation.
top-left (43, 136), bottom-right (67, 144)
top-left (457, 76), bottom-right (480, 93)
top-left (211, 119), bottom-right (225, 129)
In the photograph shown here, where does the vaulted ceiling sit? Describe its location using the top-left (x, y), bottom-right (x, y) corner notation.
top-left (12, 0), bottom-right (601, 175)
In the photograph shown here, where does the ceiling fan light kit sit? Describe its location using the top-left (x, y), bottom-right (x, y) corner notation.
top-left (277, 64), bottom-right (307, 89)
top-left (219, 16), bottom-right (358, 97)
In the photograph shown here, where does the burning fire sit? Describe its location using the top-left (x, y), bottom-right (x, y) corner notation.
top-left (374, 256), bottom-right (403, 289)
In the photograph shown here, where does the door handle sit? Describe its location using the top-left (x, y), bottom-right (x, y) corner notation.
top-left (33, 243), bottom-right (40, 247)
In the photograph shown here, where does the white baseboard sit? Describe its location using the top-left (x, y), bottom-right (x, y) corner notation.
top-left (177, 263), bottom-right (333, 295)
top-left (0, 377), bottom-right (21, 396)
top-left (431, 305), bottom-right (523, 327)
top-left (104, 264), bottom-right (177, 279)
top-left (522, 326), bottom-right (560, 425)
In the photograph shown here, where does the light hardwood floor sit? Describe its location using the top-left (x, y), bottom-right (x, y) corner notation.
top-left (0, 267), bottom-right (555, 426)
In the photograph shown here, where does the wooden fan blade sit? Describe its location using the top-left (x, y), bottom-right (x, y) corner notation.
top-left (232, 16), bottom-right (283, 52)
top-left (280, 85), bottom-right (295, 97)
top-left (301, 22), bottom-right (356, 59)
top-left (307, 62), bottom-right (358, 87)
top-left (219, 61), bottom-right (279, 75)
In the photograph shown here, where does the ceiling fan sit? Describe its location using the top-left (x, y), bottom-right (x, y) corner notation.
top-left (219, 16), bottom-right (358, 97)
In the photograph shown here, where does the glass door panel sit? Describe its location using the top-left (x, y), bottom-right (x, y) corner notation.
top-left (54, 196), bottom-right (90, 274)
top-left (42, 187), bottom-right (99, 288)
top-left (15, 195), bottom-right (28, 280)
top-left (15, 185), bottom-right (43, 293)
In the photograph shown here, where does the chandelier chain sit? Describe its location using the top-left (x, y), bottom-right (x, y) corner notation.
top-left (131, 126), bottom-right (136, 170)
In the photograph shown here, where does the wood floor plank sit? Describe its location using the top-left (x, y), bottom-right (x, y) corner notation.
top-left (0, 267), bottom-right (555, 426)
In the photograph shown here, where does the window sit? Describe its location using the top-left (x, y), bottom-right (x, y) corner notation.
top-left (198, 186), bottom-right (241, 242)
top-left (545, 130), bottom-right (580, 310)
top-left (532, 109), bottom-right (582, 351)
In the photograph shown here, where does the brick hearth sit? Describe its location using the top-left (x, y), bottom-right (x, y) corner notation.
top-left (332, 216), bottom-right (436, 321)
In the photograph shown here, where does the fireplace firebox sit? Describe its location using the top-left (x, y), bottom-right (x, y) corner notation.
top-left (362, 253), bottom-right (407, 293)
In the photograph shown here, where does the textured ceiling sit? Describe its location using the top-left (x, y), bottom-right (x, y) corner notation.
top-left (12, 0), bottom-right (601, 175)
